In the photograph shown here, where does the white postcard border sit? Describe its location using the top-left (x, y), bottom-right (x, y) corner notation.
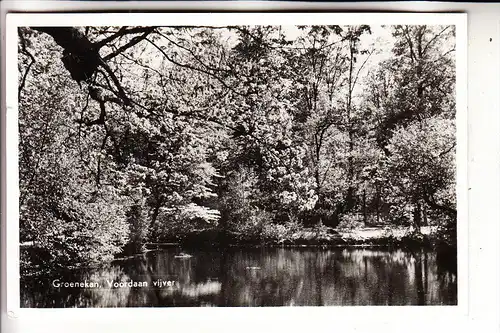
top-left (4, 11), bottom-right (470, 333)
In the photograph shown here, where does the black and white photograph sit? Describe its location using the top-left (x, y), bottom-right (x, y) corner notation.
top-left (10, 13), bottom-right (465, 308)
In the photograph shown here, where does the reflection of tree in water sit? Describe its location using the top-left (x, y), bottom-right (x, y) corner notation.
top-left (145, 250), bottom-right (223, 306)
top-left (88, 251), bottom-right (224, 307)
top-left (414, 250), bottom-right (425, 305)
top-left (81, 266), bottom-right (131, 307)
top-left (21, 248), bottom-right (457, 307)
top-left (21, 273), bottom-right (81, 307)
top-left (435, 246), bottom-right (457, 304)
top-left (79, 254), bottom-right (161, 307)
top-left (218, 248), bottom-right (304, 306)
top-left (314, 252), bottom-right (324, 306)
top-left (307, 249), bottom-right (456, 306)
top-left (21, 264), bottom-right (130, 307)
top-left (218, 249), bottom-right (229, 306)
top-left (318, 249), bottom-right (411, 305)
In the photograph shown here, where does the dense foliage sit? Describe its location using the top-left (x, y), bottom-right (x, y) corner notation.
top-left (18, 25), bottom-right (456, 272)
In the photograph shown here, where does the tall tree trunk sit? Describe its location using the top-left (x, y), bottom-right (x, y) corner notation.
top-left (415, 250), bottom-right (425, 305)
top-left (413, 199), bottom-right (422, 233)
top-left (363, 187), bottom-right (367, 226)
top-left (345, 36), bottom-right (356, 213)
top-left (149, 199), bottom-right (163, 240)
top-left (423, 251), bottom-right (429, 294)
top-left (219, 251), bottom-right (229, 306)
top-left (422, 204), bottom-right (428, 226)
top-left (315, 252), bottom-right (323, 306)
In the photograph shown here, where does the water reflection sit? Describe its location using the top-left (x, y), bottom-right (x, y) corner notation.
top-left (21, 248), bottom-right (457, 307)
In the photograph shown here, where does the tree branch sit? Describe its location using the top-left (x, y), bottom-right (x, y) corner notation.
top-left (31, 27), bottom-right (134, 105)
top-left (351, 49), bottom-right (374, 95)
top-left (94, 27), bottom-right (158, 49)
top-left (156, 30), bottom-right (231, 74)
top-left (145, 37), bottom-right (245, 97)
top-left (103, 28), bottom-right (156, 61)
top-left (18, 30), bottom-right (36, 99)
top-left (401, 26), bottom-right (417, 62)
top-left (96, 57), bottom-right (131, 105)
top-left (422, 26), bottom-right (451, 55)
top-left (422, 192), bottom-right (456, 219)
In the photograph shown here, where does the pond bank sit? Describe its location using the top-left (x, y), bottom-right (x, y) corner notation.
top-left (159, 226), bottom-right (451, 250)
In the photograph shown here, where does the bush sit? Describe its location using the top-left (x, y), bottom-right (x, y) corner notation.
top-left (261, 223), bottom-right (289, 242)
top-left (260, 215), bottom-right (305, 243)
top-left (311, 220), bottom-right (328, 235)
top-left (284, 215), bottom-right (302, 233)
top-left (21, 189), bottom-right (130, 272)
top-left (337, 213), bottom-right (364, 230)
top-left (231, 207), bottom-right (274, 240)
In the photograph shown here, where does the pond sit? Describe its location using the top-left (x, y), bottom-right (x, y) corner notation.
top-left (21, 247), bottom-right (457, 307)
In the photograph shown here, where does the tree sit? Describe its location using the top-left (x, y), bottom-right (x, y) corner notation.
top-left (18, 28), bottom-right (130, 270)
top-left (363, 25), bottom-right (456, 232)
top-left (372, 25), bottom-right (456, 150)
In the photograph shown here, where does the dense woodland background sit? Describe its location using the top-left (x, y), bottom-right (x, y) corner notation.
top-left (18, 25), bottom-right (456, 272)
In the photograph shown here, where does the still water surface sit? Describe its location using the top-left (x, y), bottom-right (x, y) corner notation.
top-left (21, 247), bottom-right (457, 307)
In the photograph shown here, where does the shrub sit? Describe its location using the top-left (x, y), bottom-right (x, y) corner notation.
top-left (21, 188), bottom-right (130, 272)
top-left (231, 207), bottom-right (273, 240)
top-left (337, 213), bottom-right (364, 230)
top-left (261, 223), bottom-right (288, 242)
